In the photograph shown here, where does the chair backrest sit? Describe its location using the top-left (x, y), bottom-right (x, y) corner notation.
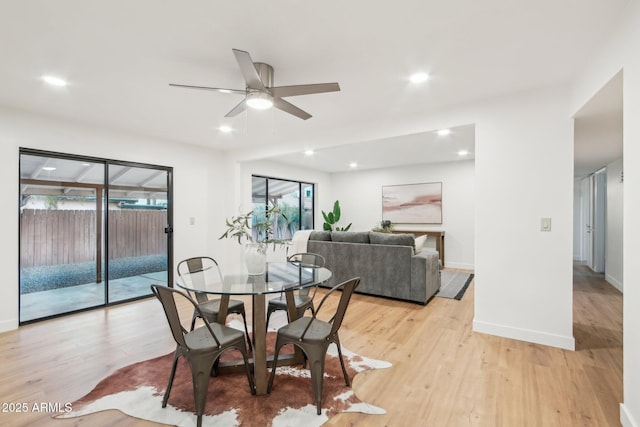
top-left (287, 252), bottom-right (325, 268)
top-left (176, 256), bottom-right (223, 304)
top-left (287, 252), bottom-right (326, 297)
top-left (309, 277), bottom-right (360, 337)
top-left (151, 284), bottom-right (221, 348)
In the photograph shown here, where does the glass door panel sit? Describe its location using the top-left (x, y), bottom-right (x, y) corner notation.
top-left (107, 164), bottom-right (169, 303)
top-left (301, 183), bottom-right (314, 230)
top-left (19, 154), bottom-right (106, 322)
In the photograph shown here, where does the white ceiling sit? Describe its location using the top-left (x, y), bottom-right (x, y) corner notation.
top-left (573, 72), bottom-right (623, 178)
top-left (272, 124), bottom-right (475, 173)
top-left (0, 0), bottom-right (629, 173)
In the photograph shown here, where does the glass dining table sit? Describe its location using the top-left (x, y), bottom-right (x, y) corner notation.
top-left (176, 261), bottom-right (332, 395)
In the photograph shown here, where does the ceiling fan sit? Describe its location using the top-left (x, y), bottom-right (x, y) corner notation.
top-left (169, 49), bottom-right (340, 120)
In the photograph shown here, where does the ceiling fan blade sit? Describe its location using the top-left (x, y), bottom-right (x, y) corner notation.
top-left (169, 83), bottom-right (246, 95)
top-left (232, 49), bottom-right (265, 90)
top-left (270, 83), bottom-right (340, 98)
top-left (273, 97), bottom-right (312, 120)
top-left (225, 98), bottom-right (247, 117)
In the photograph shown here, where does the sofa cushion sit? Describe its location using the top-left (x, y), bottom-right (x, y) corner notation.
top-left (309, 231), bottom-right (332, 241)
top-left (369, 232), bottom-right (415, 249)
top-left (414, 235), bottom-right (427, 254)
top-left (331, 231), bottom-right (370, 244)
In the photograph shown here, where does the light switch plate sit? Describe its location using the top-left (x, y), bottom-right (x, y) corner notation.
top-left (540, 217), bottom-right (551, 231)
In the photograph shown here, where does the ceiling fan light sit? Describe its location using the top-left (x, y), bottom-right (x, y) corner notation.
top-left (410, 72), bottom-right (429, 84)
top-left (41, 75), bottom-right (68, 87)
top-left (246, 92), bottom-right (274, 110)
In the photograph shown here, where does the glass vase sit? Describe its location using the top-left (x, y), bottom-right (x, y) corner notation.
top-left (245, 243), bottom-right (267, 275)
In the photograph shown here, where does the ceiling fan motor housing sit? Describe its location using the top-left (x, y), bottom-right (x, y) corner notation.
top-left (253, 62), bottom-right (274, 89)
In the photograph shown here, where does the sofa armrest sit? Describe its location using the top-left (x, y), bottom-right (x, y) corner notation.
top-left (411, 249), bottom-right (441, 304)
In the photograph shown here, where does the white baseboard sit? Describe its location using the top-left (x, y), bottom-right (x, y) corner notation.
top-left (0, 318), bottom-right (19, 333)
top-left (605, 273), bottom-right (623, 293)
top-left (621, 403), bottom-right (639, 427)
top-left (473, 319), bottom-right (575, 350)
top-left (444, 261), bottom-right (474, 270)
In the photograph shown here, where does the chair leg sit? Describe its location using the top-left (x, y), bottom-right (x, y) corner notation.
top-left (308, 350), bottom-right (328, 415)
top-left (334, 338), bottom-right (351, 386)
top-left (162, 349), bottom-right (181, 408)
top-left (267, 339), bottom-right (284, 393)
top-left (235, 342), bottom-right (256, 395)
top-left (239, 309), bottom-right (253, 351)
top-left (187, 352), bottom-right (217, 427)
top-left (190, 314), bottom-right (198, 331)
top-left (265, 305), bottom-right (275, 331)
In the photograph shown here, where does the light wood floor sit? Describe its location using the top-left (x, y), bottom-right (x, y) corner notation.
top-left (0, 265), bottom-right (622, 426)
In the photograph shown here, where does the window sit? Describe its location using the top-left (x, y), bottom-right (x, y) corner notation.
top-left (251, 175), bottom-right (314, 240)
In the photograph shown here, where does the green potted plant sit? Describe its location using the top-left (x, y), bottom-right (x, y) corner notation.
top-left (322, 200), bottom-right (352, 231)
top-left (220, 206), bottom-right (288, 274)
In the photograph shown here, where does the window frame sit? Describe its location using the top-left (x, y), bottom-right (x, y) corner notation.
top-left (251, 174), bottom-right (315, 240)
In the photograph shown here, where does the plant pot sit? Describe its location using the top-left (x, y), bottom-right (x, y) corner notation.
top-left (245, 243), bottom-right (267, 275)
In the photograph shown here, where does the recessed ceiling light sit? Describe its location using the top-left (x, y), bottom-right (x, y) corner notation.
top-left (218, 125), bottom-right (233, 133)
top-left (349, 162), bottom-right (358, 168)
top-left (409, 72), bottom-right (429, 84)
top-left (41, 75), bottom-right (68, 87)
top-left (457, 150), bottom-right (469, 156)
top-left (437, 129), bottom-right (451, 136)
top-left (304, 149), bottom-right (314, 156)
top-left (42, 166), bottom-right (57, 171)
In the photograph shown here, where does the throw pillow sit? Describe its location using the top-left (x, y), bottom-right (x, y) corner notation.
top-left (309, 231), bottom-right (332, 241)
top-left (369, 232), bottom-right (415, 249)
top-left (331, 231), bottom-right (370, 244)
top-left (414, 235), bottom-right (427, 254)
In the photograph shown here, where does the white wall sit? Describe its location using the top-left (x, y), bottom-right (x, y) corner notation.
top-left (330, 159), bottom-right (475, 269)
top-left (0, 108), bottom-right (228, 332)
top-left (607, 158), bottom-right (624, 292)
top-left (472, 86), bottom-right (575, 351)
top-left (571, 0), bottom-right (640, 424)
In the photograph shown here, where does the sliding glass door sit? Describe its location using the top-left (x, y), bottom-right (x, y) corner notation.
top-left (19, 149), bottom-right (173, 323)
top-left (19, 155), bottom-right (107, 321)
top-left (107, 164), bottom-right (170, 303)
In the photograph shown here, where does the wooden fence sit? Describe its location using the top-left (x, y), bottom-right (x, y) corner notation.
top-left (20, 209), bottom-right (167, 267)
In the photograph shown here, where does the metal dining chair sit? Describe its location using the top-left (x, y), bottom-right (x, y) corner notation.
top-left (267, 277), bottom-right (361, 414)
top-left (177, 256), bottom-right (252, 350)
top-left (151, 284), bottom-right (255, 427)
top-left (265, 252), bottom-right (325, 330)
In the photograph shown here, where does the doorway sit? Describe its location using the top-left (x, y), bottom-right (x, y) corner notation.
top-left (581, 168), bottom-right (607, 273)
top-left (18, 149), bottom-right (173, 323)
top-left (573, 70), bottom-right (623, 285)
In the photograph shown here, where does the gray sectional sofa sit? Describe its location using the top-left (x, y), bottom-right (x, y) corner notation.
top-left (306, 231), bottom-right (441, 304)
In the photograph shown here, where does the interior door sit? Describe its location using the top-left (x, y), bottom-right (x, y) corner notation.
top-left (592, 169), bottom-right (607, 273)
top-left (583, 176), bottom-right (593, 267)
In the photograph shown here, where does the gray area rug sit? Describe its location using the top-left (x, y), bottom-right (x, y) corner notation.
top-left (436, 271), bottom-right (474, 300)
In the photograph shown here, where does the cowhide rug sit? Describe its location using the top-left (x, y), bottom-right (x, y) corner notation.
top-left (55, 320), bottom-right (390, 427)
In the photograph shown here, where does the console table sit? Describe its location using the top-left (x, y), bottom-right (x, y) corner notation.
top-left (392, 230), bottom-right (445, 267)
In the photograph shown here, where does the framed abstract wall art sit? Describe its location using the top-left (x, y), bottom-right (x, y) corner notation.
top-left (382, 182), bottom-right (442, 224)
